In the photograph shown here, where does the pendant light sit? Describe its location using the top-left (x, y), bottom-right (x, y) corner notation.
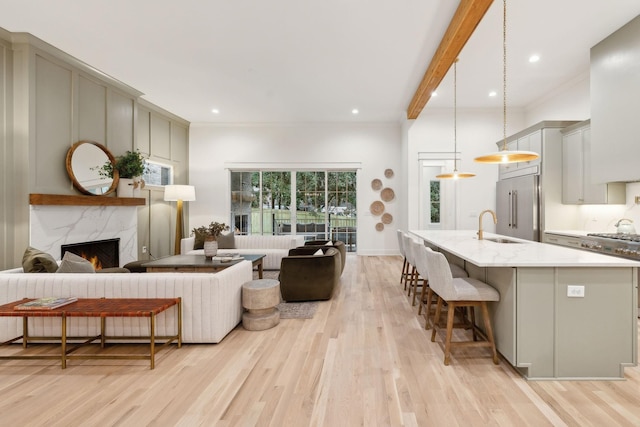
top-left (474, 0), bottom-right (539, 164)
top-left (436, 59), bottom-right (475, 180)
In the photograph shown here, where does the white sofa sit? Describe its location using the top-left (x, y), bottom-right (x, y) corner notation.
top-left (0, 260), bottom-right (253, 344)
top-left (181, 234), bottom-right (305, 270)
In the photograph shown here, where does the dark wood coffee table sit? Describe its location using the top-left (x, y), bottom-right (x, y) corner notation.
top-left (142, 254), bottom-right (266, 278)
top-left (0, 297), bottom-right (181, 369)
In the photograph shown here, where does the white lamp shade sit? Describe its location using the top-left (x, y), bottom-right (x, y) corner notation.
top-left (164, 185), bottom-right (196, 202)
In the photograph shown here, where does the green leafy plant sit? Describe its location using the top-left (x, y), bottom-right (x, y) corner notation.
top-left (192, 222), bottom-right (229, 239)
top-left (96, 150), bottom-right (147, 179)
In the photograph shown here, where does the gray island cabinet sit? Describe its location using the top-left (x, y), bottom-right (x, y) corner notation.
top-left (410, 230), bottom-right (638, 380)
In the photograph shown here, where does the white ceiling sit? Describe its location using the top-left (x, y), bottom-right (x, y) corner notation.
top-left (1, 0), bottom-right (639, 124)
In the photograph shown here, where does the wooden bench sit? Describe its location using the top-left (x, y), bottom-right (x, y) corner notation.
top-left (0, 297), bottom-right (181, 369)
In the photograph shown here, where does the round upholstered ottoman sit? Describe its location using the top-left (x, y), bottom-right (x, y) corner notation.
top-left (242, 279), bottom-right (280, 331)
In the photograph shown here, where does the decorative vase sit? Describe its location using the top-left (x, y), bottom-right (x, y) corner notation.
top-left (203, 237), bottom-right (218, 259)
top-left (117, 178), bottom-right (134, 198)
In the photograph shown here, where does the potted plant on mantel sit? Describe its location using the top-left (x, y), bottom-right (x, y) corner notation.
top-left (192, 222), bottom-right (230, 258)
top-left (97, 150), bottom-right (147, 198)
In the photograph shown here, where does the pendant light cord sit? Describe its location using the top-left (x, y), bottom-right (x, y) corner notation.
top-left (454, 59), bottom-right (458, 171)
top-left (502, 0), bottom-right (507, 151)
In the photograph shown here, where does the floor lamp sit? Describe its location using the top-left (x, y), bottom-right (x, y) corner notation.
top-left (164, 185), bottom-right (196, 255)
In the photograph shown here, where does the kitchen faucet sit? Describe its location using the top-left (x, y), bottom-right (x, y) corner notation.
top-left (478, 209), bottom-right (497, 240)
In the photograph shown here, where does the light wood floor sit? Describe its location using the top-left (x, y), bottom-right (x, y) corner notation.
top-left (1, 255), bottom-right (640, 426)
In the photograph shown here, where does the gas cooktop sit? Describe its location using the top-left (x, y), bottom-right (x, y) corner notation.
top-left (583, 233), bottom-right (640, 259)
top-left (586, 233), bottom-right (640, 242)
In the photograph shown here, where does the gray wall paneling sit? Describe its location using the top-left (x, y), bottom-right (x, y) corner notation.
top-left (0, 30), bottom-right (189, 269)
top-left (34, 54), bottom-right (72, 194)
top-left (0, 36), bottom-right (14, 269)
top-left (78, 75), bottom-right (107, 143)
top-left (150, 113), bottom-right (171, 160)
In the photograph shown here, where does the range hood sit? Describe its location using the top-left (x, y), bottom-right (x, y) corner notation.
top-left (590, 14), bottom-right (640, 184)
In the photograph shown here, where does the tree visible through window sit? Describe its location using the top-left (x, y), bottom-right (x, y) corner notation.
top-left (430, 180), bottom-right (440, 224)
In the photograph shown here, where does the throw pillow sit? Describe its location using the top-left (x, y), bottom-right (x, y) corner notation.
top-left (56, 251), bottom-right (96, 273)
top-left (217, 231), bottom-right (236, 249)
top-left (193, 230), bottom-right (206, 250)
top-left (22, 246), bottom-right (58, 273)
top-left (313, 249), bottom-right (324, 256)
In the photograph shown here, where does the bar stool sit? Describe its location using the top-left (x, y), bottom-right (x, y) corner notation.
top-left (413, 244), bottom-right (468, 326)
top-left (424, 247), bottom-right (500, 365)
top-left (403, 234), bottom-right (426, 304)
top-left (396, 230), bottom-right (410, 290)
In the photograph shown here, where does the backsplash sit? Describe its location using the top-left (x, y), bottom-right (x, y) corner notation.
top-left (29, 205), bottom-right (138, 266)
top-left (574, 182), bottom-right (640, 232)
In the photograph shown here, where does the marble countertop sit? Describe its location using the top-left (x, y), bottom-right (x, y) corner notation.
top-left (409, 230), bottom-right (640, 267)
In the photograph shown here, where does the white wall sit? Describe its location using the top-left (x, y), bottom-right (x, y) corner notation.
top-left (406, 108), bottom-right (524, 232)
top-left (524, 71), bottom-right (591, 127)
top-left (188, 122), bottom-right (402, 255)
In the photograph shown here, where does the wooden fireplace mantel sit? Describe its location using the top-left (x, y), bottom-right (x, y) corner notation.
top-left (29, 194), bottom-right (145, 207)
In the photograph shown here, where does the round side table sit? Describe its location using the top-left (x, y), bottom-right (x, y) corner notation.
top-left (242, 279), bottom-right (280, 331)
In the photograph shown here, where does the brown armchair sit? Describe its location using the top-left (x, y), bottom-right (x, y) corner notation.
top-left (279, 246), bottom-right (341, 302)
top-left (303, 240), bottom-right (346, 274)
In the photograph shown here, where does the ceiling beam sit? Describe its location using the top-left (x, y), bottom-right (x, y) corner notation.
top-left (406, 0), bottom-right (494, 119)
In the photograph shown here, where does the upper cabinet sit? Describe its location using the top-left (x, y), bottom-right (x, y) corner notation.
top-left (498, 131), bottom-right (542, 178)
top-left (591, 14), bottom-right (640, 183)
top-left (562, 120), bottom-right (625, 205)
top-left (497, 121), bottom-right (576, 181)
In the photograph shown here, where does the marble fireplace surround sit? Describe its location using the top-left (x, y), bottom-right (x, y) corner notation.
top-left (29, 194), bottom-right (144, 267)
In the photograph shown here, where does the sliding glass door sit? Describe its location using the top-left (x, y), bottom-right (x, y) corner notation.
top-left (230, 169), bottom-right (357, 251)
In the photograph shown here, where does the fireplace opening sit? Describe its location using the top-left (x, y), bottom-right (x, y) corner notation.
top-left (61, 238), bottom-right (120, 270)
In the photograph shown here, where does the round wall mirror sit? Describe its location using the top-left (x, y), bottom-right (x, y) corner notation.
top-left (66, 140), bottom-right (119, 195)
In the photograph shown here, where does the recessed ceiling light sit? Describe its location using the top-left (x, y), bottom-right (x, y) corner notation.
top-left (489, 91), bottom-right (497, 97)
top-left (529, 54), bottom-right (540, 63)
top-left (211, 109), bottom-right (219, 114)
top-left (352, 108), bottom-right (359, 115)
top-left (431, 91), bottom-right (438, 97)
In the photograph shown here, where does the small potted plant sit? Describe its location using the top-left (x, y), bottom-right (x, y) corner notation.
top-left (192, 222), bottom-right (230, 258)
top-left (97, 150), bottom-right (147, 197)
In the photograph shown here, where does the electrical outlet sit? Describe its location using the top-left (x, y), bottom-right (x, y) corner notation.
top-left (142, 246), bottom-right (147, 254)
top-left (567, 285), bottom-right (585, 298)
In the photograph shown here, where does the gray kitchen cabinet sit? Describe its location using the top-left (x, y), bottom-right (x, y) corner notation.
top-left (498, 130), bottom-right (542, 179)
top-left (562, 120), bottom-right (625, 204)
top-left (543, 232), bottom-right (582, 249)
top-left (591, 15), bottom-right (640, 184)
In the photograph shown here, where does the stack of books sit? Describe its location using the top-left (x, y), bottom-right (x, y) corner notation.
top-left (14, 297), bottom-right (78, 310)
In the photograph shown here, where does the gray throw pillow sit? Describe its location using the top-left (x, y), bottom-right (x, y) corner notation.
top-left (22, 246), bottom-right (59, 273)
top-left (217, 231), bottom-right (235, 249)
top-left (56, 251), bottom-right (96, 273)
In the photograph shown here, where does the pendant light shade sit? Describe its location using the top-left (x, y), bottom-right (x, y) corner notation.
top-left (473, 149), bottom-right (539, 164)
top-left (474, 0), bottom-right (539, 165)
top-left (436, 59), bottom-right (475, 180)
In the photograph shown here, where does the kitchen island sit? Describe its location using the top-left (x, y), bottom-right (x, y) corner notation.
top-left (410, 230), bottom-right (638, 380)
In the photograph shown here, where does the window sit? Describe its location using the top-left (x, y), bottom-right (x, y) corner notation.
top-left (142, 160), bottom-right (173, 187)
top-left (430, 180), bottom-right (440, 224)
top-left (230, 169), bottom-right (357, 251)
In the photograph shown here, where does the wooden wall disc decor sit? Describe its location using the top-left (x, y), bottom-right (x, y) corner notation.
top-left (375, 222), bottom-right (384, 231)
top-left (380, 187), bottom-right (395, 202)
top-left (381, 213), bottom-right (392, 224)
top-left (384, 169), bottom-right (394, 178)
top-left (370, 201), bottom-right (384, 216)
top-left (371, 179), bottom-right (382, 191)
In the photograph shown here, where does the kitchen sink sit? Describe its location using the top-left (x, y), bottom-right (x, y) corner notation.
top-left (484, 237), bottom-right (522, 244)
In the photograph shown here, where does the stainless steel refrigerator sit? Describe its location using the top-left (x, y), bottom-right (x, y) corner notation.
top-left (496, 174), bottom-right (540, 241)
